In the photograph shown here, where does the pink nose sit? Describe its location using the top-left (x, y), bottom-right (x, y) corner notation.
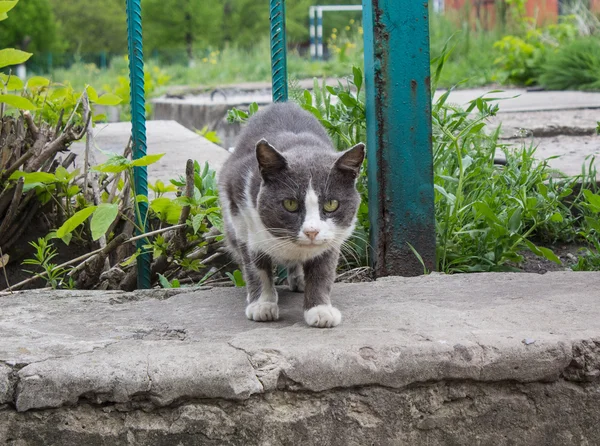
top-left (304, 229), bottom-right (319, 241)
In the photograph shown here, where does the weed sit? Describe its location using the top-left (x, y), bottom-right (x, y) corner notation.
top-left (22, 238), bottom-right (74, 289)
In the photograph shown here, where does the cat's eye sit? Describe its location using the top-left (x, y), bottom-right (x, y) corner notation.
top-left (283, 199), bottom-right (299, 212)
top-left (323, 199), bottom-right (339, 212)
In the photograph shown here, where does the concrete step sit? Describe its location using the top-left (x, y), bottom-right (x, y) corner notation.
top-left (70, 120), bottom-right (230, 184)
top-left (1, 272), bottom-right (599, 444)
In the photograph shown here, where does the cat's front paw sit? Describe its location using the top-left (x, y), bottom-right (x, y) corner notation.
top-left (246, 302), bottom-right (279, 322)
top-left (304, 305), bottom-right (342, 328)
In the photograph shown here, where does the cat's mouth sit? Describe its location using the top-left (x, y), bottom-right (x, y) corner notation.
top-left (296, 240), bottom-right (329, 247)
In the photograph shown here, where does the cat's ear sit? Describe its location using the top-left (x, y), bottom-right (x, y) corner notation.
top-left (256, 139), bottom-right (287, 179)
top-left (334, 143), bottom-right (365, 177)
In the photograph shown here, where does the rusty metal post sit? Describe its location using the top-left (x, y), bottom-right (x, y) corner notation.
top-left (362, 0), bottom-right (435, 277)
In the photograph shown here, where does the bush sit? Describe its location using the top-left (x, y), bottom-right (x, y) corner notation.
top-left (540, 37), bottom-right (600, 90)
top-left (493, 17), bottom-right (578, 85)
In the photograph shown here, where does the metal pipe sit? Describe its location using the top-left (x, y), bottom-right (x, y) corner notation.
top-left (309, 6), bottom-right (316, 60)
top-left (316, 7), bottom-right (323, 60)
top-left (270, 0), bottom-right (288, 102)
top-left (362, 0), bottom-right (435, 277)
top-left (126, 0), bottom-right (151, 288)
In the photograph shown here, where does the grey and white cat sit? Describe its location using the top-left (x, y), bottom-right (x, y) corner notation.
top-left (218, 102), bottom-right (364, 328)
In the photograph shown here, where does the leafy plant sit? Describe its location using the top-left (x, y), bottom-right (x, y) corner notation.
top-left (22, 237), bottom-right (74, 289)
top-left (539, 37), bottom-right (600, 90)
top-left (493, 17), bottom-right (578, 85)
top-left (226, 269), bottom-right (246, 287)
top-left (158, 273), bottom-right (180, 288)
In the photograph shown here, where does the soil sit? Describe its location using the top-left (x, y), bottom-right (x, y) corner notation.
top-left (517, 244), bottom-right (591, 274)
top-left (0, 215), bottom-right (90, 290)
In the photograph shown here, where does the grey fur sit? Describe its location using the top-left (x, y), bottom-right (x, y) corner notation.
top-left (218, 102), bottom-right (364, 327)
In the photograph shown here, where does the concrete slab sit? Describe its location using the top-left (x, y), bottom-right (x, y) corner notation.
top-left (488, 108), bottom-right (599, 139)
top-left (0, 271), bottom-right (598, 412)
top-left (511, 134), bottom-right (600, 176)
top-left (1, 272), bottom-right (599, 444)
top-left (70, 120), bottom-right (230, 184)
top-left (437, 88), bottom-right (600, 112)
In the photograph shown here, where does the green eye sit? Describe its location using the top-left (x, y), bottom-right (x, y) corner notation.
top-left (283, 199), bottom-right (299, 212)
top-left (323, 199), bottom-right (339, 212)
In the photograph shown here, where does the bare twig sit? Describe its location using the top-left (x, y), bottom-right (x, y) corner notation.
top-left (22, 111), bottom-right (39, 139)
top-left (0, 151), bottom-right (33, 183)
top-left (1, 224), bottom-right (186, 292)
top-left (61, 152), bottom-right (77, 169)
top-left (0, 177), bottom-right (24, 243)
top-left (82, 92), bottom-right (93, 196)
top-left (0, 246), bottom-right (11, 293)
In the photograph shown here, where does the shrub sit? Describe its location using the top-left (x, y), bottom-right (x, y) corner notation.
top-left (493, 17), bottom-right (578, 85)
top-left (540, 37), bottom-right (600, 90)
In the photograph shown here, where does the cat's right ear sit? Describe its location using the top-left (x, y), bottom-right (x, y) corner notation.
top-left (256, 139), bottom-right (287, 180)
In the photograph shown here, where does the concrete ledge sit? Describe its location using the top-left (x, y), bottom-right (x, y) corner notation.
top-left (1, 272), bottom-right (600, 444)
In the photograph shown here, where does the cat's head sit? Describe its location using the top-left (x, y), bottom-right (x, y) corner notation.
top-left (255, 139), bottom-right (365, 257)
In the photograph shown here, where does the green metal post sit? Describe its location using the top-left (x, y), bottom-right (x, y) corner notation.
top-left (362, 0), bottom-right (435, 277)
top-left (126, 0), bottom-right (151, 288)
top-left (270, 0), bottom-right (288, 102)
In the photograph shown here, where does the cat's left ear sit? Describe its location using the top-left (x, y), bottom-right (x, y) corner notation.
top-left (334, 143), bottom-right (365, 177)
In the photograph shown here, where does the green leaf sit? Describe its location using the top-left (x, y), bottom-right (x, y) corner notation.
top-left (0, 1), bottom-right (17, 15)
top-left (0, 94), bottom-right (37, 110)
top-left (92, 93), bottom-right (122, 106)
top-left (56, 206), bottom-right (97, 239)
top-left (26, 76), bottom-right (50, 89)
top-left (508, 207), bottom-right (522, 233)
top-left (248, 102), bottom-right (259, 116)
top-left (158, 273), bottom-right (172, 288)
top-left (226, 269), bottom-right (246, 287)
top-left (136, 194), bottom-right (149, 203)
top-left (474, 201), bottom-right (501, 224)
top-left (9, 170), bottom-right (57, 184)
top-left (584, 216), bottom-right (600, 232)
top-left (93, 155), bottom-right (130, 173)
top-left (583, 189), bottom-right (600, 213)
top-left (0, 48), bottom-right (32, 68)
top-left (90, 203), bottom-right (119, 241)
top-left (85, 85), bottom-right (99, 101)
top-left (130, 153), bottom-right (165, 167)
top-left (550, 212), bottom-right (563, 223)
top-left (191, 212), bottom-right (206, 234)
top-left (0, 73), bottom-right (23, 90)
top-left (352, 66), bottom-right (363, 93)
top-left (524, 240), bottom-right (561, 265)
top-left (303, 89), bottom-right (312, 106)
top-left (207, 213), bottom-right (223, 232)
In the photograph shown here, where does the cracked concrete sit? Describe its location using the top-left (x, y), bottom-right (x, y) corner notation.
top-left (1, 272), bottom-right (600, 444)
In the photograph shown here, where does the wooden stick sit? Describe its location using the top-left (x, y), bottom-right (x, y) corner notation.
top-left (0, 177), bottom-right (24, 244)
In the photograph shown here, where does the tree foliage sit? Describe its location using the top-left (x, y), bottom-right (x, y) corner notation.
top-left (0, 0), bottom-right (58, 52)
top-left (49, 0), bottom-right (127, 54)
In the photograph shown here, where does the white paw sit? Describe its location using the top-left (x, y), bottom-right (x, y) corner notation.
top-left (304, 305), bottom-right (342, 328)
top-left (246, 302), bottom-right (279, 322)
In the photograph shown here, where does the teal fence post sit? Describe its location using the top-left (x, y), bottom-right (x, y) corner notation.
top-left (269, 0), bottom-right (288, 102)
top-left (126, 0), bottom-right (151, 288)
top-left (362, 0), bottom-right (435, 277)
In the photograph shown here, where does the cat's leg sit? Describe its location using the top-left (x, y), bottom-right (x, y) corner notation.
top-left (303, 249), bottom-right (341, 328)
top-left (287, 263), bottom-right (305, 292)
top-left (241, 245), bottom-right (279, 321)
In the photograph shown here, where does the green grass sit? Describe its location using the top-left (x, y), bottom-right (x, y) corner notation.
top-left (540, 37), bottom-right (600, 90)
top-left (37, 13), bottom-right (499, 93)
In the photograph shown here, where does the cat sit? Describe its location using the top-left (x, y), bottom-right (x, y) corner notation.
top-left (218, 102), bottom-right (365, 328)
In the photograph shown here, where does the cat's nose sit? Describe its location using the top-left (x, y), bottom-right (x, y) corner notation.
top-left (303, 229), bottom-right (320, 241)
